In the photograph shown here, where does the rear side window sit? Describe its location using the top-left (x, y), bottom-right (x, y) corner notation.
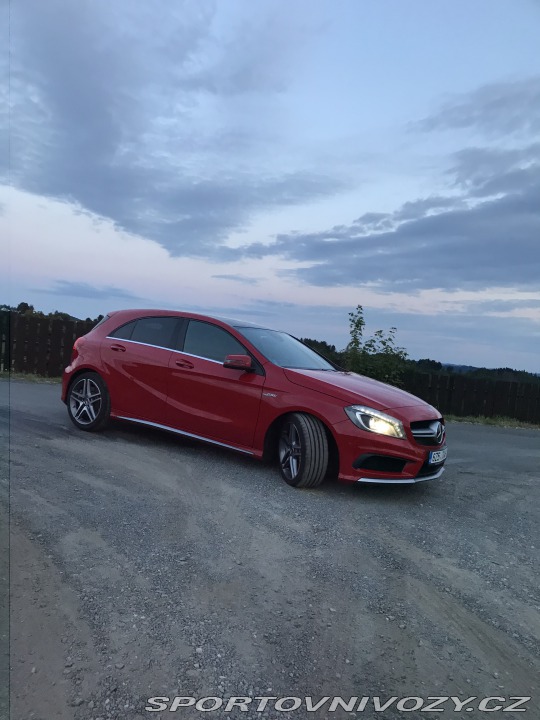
top-left (130, 317), bottom-right (179, 349)
top-left (182, 320), bottom-right (246, 362)
top-left (109, 317), bottom-right (179, 348)
top-left (109, 320), bottom-right (136, 340)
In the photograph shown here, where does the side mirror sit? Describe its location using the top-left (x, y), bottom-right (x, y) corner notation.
top-left (223, 354), bottom-right (254, 372)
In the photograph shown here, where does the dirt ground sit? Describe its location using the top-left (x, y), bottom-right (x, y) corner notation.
top-left (2, 380), bottom-right (539, 719)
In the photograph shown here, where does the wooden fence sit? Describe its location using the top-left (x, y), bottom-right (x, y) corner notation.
top-left (1, 311), bottom-right (539, 422)
top-left (0, 312), bottom-right (94, 378)
top-left (402, 370), bottom-right (540, 424)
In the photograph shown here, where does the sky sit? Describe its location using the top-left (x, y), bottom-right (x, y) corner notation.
top-left (1, 0), bottom-right (540, 371)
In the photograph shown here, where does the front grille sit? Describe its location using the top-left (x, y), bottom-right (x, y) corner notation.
top-left (410, 419), bottom-right (445, 446)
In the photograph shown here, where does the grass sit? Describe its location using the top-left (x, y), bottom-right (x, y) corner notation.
top-left (445, 414), bottom-right (540, 430)
top-left (0, 371), bottom-right (62, 384)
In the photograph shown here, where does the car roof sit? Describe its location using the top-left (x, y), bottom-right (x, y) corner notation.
top-left (105, 309), bottom-right (272, 331)
top-left (211, 314), bottom-right (269, 330)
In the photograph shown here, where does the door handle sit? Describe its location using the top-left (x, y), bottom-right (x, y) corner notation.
top-left (175, 359), bottom-right (194, 369)
top-left (110, 343), bottom-right (126, 352)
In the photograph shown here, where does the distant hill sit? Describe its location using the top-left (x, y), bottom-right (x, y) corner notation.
top-left (440, 363), bottom-right (540, 382)
top-left (442, 363), bottom-right (479, 373)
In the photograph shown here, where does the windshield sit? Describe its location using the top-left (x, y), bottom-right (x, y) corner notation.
top-left (237, 327), bottom-right (336, 370)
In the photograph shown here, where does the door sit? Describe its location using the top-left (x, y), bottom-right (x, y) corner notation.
top-left (100, 316), bottom-right (182, 422)
top-left (166, 319), bottom-right (265, 448)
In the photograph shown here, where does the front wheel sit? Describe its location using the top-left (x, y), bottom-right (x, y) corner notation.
top-left (278, 413), bottom-right (329, 488)
top-left (67, 372), bottom-right (111, 431)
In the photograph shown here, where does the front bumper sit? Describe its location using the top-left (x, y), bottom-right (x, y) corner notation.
top-left (333, 418), bottom-right (446, 484)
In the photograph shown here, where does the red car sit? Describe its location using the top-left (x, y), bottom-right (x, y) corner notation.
top-left (62, 309), bottom-right (447, 488)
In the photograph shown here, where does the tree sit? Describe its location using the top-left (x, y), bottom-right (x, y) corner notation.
top-left (4, 302), bottom-right (95, 322)
top-left (414, 358), bottom-right (443, 373)
top-left (345, 305), bottom-right (408, 386)
top-left (47, 310), bottom-right (73, 321)
top-left (16, 302), bottom-right (35, 315)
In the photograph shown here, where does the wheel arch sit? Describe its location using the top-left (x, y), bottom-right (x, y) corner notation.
top-left (262, 410), bottom-right (340, 478)
top-left (64, 366), bottom-right (109, 402)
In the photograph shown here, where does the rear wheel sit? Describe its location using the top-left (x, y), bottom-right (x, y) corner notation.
top-left (67, 372), bottom-right (110, 431)
top-left (278, 413), bottom-right (329, 488)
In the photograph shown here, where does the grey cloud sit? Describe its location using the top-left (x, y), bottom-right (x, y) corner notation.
top-left (417, 76), bottom-right (540, 137)
top-left (211, 274), bottom-right (259, 285)
top-left (39, 281), bottom-right (142, 301)
top-left (189, 299), bottom-right (304, 324)
top-left (449, 144), bottom-right (540, 193)
top-left (225, 143), bottom-right (540, 292)
top-left (351, 212), bottom-right (394, 234)
top-left (395, 196), bottom-right (466, 221)
top-left (471, 298), bottom-right (540, 313)
top-left (4, 0), bottom-right (343, 255)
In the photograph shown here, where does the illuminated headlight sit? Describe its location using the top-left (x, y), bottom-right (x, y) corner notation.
top-left (344, 405), bottom-right (406, 439)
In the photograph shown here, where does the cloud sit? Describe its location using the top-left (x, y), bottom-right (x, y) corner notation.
top-left (416, 76), bottom-right (540, 137)
top-left (449, 143), bottom-right (540, 194)
top-left (213, 74), bottom-right (540, 293)
top-left (3, 0), bottom-right (343, 257)
top-left (220, 140), bottom-right (540, 292)
top-left (211, 274), bottom-right (259, 285)
top-left (37, 280), bottom-right (143, 301)
top-left (471, 298), bottom-right (540, 313)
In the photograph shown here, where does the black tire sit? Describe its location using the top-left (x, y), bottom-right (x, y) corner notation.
top-left (278, 413), bottom-right (329, 488)
top-left (67, 371), bottom-right (111, 432)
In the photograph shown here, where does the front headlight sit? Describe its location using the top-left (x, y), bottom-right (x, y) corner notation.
top-left (344, 405), bottom-right (406, 439)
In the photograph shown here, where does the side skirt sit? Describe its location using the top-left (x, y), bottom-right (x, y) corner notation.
top-left (114, 415), bottom-right (256, 456)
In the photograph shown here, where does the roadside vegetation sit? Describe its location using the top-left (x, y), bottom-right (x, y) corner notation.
top-left (444, 414), bottom-right (540, 430)
top-left (301, 304), bottom-right (410, 386)
top-left (0, 372), bottom-right (62, 384)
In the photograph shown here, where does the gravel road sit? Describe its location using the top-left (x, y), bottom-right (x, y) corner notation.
top-left (1, 380), bottom-right (539, 720)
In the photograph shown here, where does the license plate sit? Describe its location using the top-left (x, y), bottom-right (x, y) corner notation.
top-left (428, 446), bottom-right (448, 464)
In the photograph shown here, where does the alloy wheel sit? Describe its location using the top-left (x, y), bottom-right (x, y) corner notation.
top-left (279, 422), bottom-right (302, 481)
top-left (69, 377), bottom-right (102, 426)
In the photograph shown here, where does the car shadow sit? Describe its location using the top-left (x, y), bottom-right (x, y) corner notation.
top-left (103, 419), bottom-right (437, 504)
top-left (318, 477), bottom-right (435, 504)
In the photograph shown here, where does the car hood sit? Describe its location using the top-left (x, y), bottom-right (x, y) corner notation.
top-left (283, 368), bottom-right (435, 412)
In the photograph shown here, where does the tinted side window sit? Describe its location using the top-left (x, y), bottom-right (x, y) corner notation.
top-left (183, 320), bottom-right (245, 362)
top-left (130, 317), bottom-right (179, 349)
top-left (109, 320), bottom-right (137, 340)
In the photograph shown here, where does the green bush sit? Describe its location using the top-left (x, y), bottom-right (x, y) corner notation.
top-left (344, 305), bottom-right (409, 387)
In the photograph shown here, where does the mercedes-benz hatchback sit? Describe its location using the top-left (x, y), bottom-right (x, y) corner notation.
top-left (62, 309), bottom-right (447, 488)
